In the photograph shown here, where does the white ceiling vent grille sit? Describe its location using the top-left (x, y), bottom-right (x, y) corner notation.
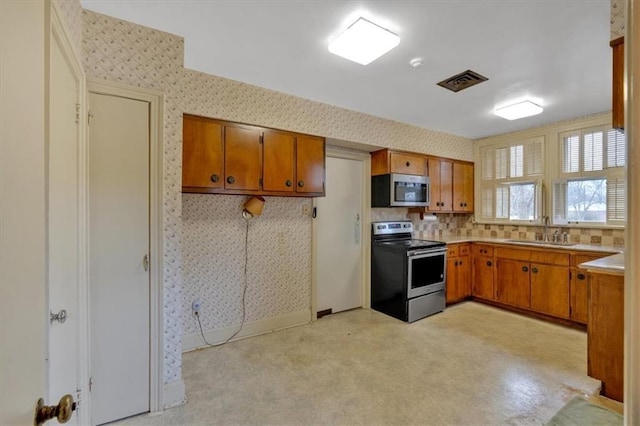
top-left (437, 70), bottom-right (488, 93)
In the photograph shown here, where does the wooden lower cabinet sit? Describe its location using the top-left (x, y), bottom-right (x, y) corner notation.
top-left (446, 244), bottom-right (470, 304)
top-left (530, 264), bottom-right (570, 318)
top-left (570, 268), bottom-right (589, 323)
top-left (495, 258), bottom-right (530, 308)
top-left (588, 271), bottom-right (624, 402)
top-left (472, 255), bottom-right (494, 300)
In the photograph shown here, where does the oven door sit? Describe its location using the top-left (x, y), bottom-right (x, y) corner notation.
top-left (407, 248), bottom-right (446, 299)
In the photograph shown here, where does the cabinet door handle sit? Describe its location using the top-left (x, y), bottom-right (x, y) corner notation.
top-left (455, 261), bottom-right (458, 266)
top-left (486, 261), bottom-right (492, 267)
top-left (406, 161), bottom-right (411, 167)
top-left (460, 203), bottom-right (464, 207)
top-left (522, 266), bottom-right (529, 272)
top-left (298, 180), bottom-right (305, 188)
top-left (577, 273), bottom-right (586, 280)
top-left (531, 267), bottom-right (538, 274)
top-left (226, 176), bottom-right (235, 184)
top-left (463, 202), bottom-right (467, 207)
top-left (210, 174), bottom-right (219, 183)
top-left (285, 180), bottom-right (292, 187)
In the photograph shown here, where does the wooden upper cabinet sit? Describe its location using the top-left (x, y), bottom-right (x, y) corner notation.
top-left (453, 162), bottom-right (474, 212)
top-left (389, 152), bottom-right (426, 175)
top-left (427, 158), bottom-right (453, 212)
top-left (224, 125), bottom-right (262, 191)
top-left (296, 135), bottom-right (325, 194)
top-left (371, 149), bottom-right (426, 176)
top-left (181, 115), bottom-right (326, 197)
top-left (263, 130), bottom-right (295, 192)
top-left (182, 114), bottom-right (223, 190)
top-left (611, 37), bottom-right (624, 129)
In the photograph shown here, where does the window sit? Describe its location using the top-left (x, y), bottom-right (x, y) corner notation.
top-left (479, 137), bottom-right (543, 223)
top-left (553, 127), bottom-right (626, 225)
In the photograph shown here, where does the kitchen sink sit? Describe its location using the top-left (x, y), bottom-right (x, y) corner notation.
top-left (505, 239), bottom-right (577, 247)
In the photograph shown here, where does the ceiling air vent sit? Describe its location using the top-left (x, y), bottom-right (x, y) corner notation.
top-left (437, 69), bottom-right (488, 93)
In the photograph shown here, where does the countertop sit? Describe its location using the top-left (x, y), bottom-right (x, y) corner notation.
top-left (578, 252), bottom-right (625, 275)
top-left (431, 236), bottom-right (623, 254)
top-left (431, 236), bottom-right (626, 273)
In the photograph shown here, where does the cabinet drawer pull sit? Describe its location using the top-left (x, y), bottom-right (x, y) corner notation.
top-left (455, 261), bottom-right (459, 266)
top-left (226, 176), bottom-right (235, 184)
top-left (531, 267), bottom-right (538, 274)
top-left (486, 261), bottom-right (492, 267)
top-left (577, 273), bottom-right (586, 280)
top-left (210, 174), bottom-right (219, 183)
top-left (298, 180), bottom-right (305, 188)
top-left (285, 179), bottom-right (292, 187)
top-left (406, 161), bottom-right (411, 167)
top-left (522, 266), bottom-right (529, 272)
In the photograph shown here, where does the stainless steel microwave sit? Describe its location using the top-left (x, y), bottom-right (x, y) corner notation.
top-left (371, 173), bottom-right (430, 207)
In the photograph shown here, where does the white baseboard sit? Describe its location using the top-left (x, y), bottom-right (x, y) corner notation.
top-left (163, 380), bottom-right (186, 409)
top-left (182, 309), bottom-right (310, 352)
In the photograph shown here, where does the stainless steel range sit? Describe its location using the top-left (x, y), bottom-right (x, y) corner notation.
top-left (371, 220), bottom-right (447, 322)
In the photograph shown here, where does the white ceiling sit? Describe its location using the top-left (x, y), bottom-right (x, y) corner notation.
top-left (81, 0), bottom-right (612, 140)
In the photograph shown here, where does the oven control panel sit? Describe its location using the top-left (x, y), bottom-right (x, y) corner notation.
top-left (372, 220), bottom-right (413, 236)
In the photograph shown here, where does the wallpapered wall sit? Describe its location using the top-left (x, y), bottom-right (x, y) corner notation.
top-left (610, 0), bottom-right (625, 40)
top-left (81, 10), bottom-right (474, 386)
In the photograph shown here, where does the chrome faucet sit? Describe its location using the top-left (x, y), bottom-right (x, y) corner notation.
top-left (543, 216), bottom-right (550, 242)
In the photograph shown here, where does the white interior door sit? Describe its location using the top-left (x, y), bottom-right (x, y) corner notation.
top-left (48, 17), bottom-right (83, 425)
top-left (316, 156), bottom-right (363, 314)
top-left (88, 92), bottom-right (150, 425)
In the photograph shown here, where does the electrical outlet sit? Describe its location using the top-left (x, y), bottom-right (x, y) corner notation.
top-left (302, 204), bottom-right (311, 216)
top-left (192, 299), bottom-right (201, 315)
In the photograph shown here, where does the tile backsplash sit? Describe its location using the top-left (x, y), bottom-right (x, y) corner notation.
top-left (372, 209), bottom-right (625, 248)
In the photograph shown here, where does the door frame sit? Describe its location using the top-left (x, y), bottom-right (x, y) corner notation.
top-left (86, 78), bottom-right (164, 413)
top-left (311, 147), bottom-right (371, 321)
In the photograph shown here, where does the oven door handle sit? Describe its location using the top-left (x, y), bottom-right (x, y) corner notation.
top-left (407, 248), bottom-right (446, 257)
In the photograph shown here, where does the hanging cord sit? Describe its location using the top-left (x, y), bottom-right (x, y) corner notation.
top-left (195, 217), bottom-right (249, 347)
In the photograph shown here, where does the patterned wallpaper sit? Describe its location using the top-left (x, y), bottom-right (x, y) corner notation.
top-left (80, 9), bottom-right (473, 387)
top-left (54, 0), bottom-right (83, 53)
top-left (611, 0), bottom-right (625, 40)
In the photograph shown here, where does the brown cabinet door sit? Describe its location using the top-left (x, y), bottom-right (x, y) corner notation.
top-left (389, 152), bottom-right (426, 176)
top-left (458, 254), bottom-right (471, 298)
top-left (570, 268), bottom-right (589, 323)
top-left (473, 255), bottom-right (494, 299)
top-left (446, 257), bottom-right (459, 304)
top-left (611, 39), bottom-right (624, 129)
top-left (440, 160), bottom-right (453, 211)
top-left (296, 135), bottom-right (325, 194)
top-left (496, 258), bottom-right (530, 308)
top-left (427, 158), bottom-right (441, 211)
top-left (182, 115), bottom-right (223, 189)
top-left (530, 263), bottom-right (570, 318)
top-left (453, 162), bottom-right (473, 212)
top-left (224, 125), bottom-right (262, 191)
top-left (263, 130), bottom-right (294, 192)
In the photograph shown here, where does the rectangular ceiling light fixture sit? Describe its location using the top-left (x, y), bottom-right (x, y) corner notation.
top-left (494, 99), bottom-right (544, 120)
top-left (328, 17), bottom-right (400, 65)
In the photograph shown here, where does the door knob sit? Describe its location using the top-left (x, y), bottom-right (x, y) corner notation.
top-left (35, 394), bottom-right (76, 426)
top-left (210, 174), bottom-right (219, 183)
top-left (285, 179), bottom-right (292, 187)
top-left (226, 176), bottom-right (235, 184)
top-left (298, 180), bottom-right (305, 188)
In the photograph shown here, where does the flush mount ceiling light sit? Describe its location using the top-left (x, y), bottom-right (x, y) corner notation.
top-left (328, 17), bottom-right (400, 65)
top-left (494, 99), bottom-right (544, 120)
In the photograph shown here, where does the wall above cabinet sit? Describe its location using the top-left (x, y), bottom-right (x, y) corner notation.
top-left (182, 114), bottom-right (326, 197)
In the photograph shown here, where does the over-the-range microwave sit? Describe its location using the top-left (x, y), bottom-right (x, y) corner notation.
top-left (371, 173), bottom-right (430, 207)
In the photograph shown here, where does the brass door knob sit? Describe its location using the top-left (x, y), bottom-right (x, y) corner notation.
top-left (35, 394), bottom-right (76, 426)
top-left (285, 180), bottom-right (292, 187)
top-left (226, 176), bottom-right (235, 184)
top-left (210, 174), bottom-right (219, 183)
top-left (298, 180), bottom-right (304, 188)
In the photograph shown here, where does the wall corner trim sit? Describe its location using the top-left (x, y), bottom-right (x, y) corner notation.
top-left (163, 380), bottom-right (186, 409)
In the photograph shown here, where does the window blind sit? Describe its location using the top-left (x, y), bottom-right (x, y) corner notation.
top-left (562, 133), bottom-right (580, 174)
top-left (606, 128), bottom-right (626, 168)
top-left (496, 185), bottom-right (509, 219)
top-left (525, 137), bottom-right (544, 176)
top-left (481, 147), bottom-right (494, 180)
top-left (583, 130), bottom-right (604, 172)
top-left (553, 180), bottom-right (568, 225)
top-left (510, 145), bottom-right (524, 178)
top-left (607, 177), bottom-right (626, 221)
top-left (495, 148), bottom-right (507, 180)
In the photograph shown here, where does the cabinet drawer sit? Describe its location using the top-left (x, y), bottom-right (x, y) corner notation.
top-left (389, 152), bottom-right (426, 176)
top-left (459, 245), bottom-right (470, 256)
top-left (530, 250), bottom-right (570, 266)
top-left (495, 247), bottom-right (530, 262)
top-left (447, 245), bottom-right (459, 257)
top-left (472, 245), bottom-right (493, 257)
